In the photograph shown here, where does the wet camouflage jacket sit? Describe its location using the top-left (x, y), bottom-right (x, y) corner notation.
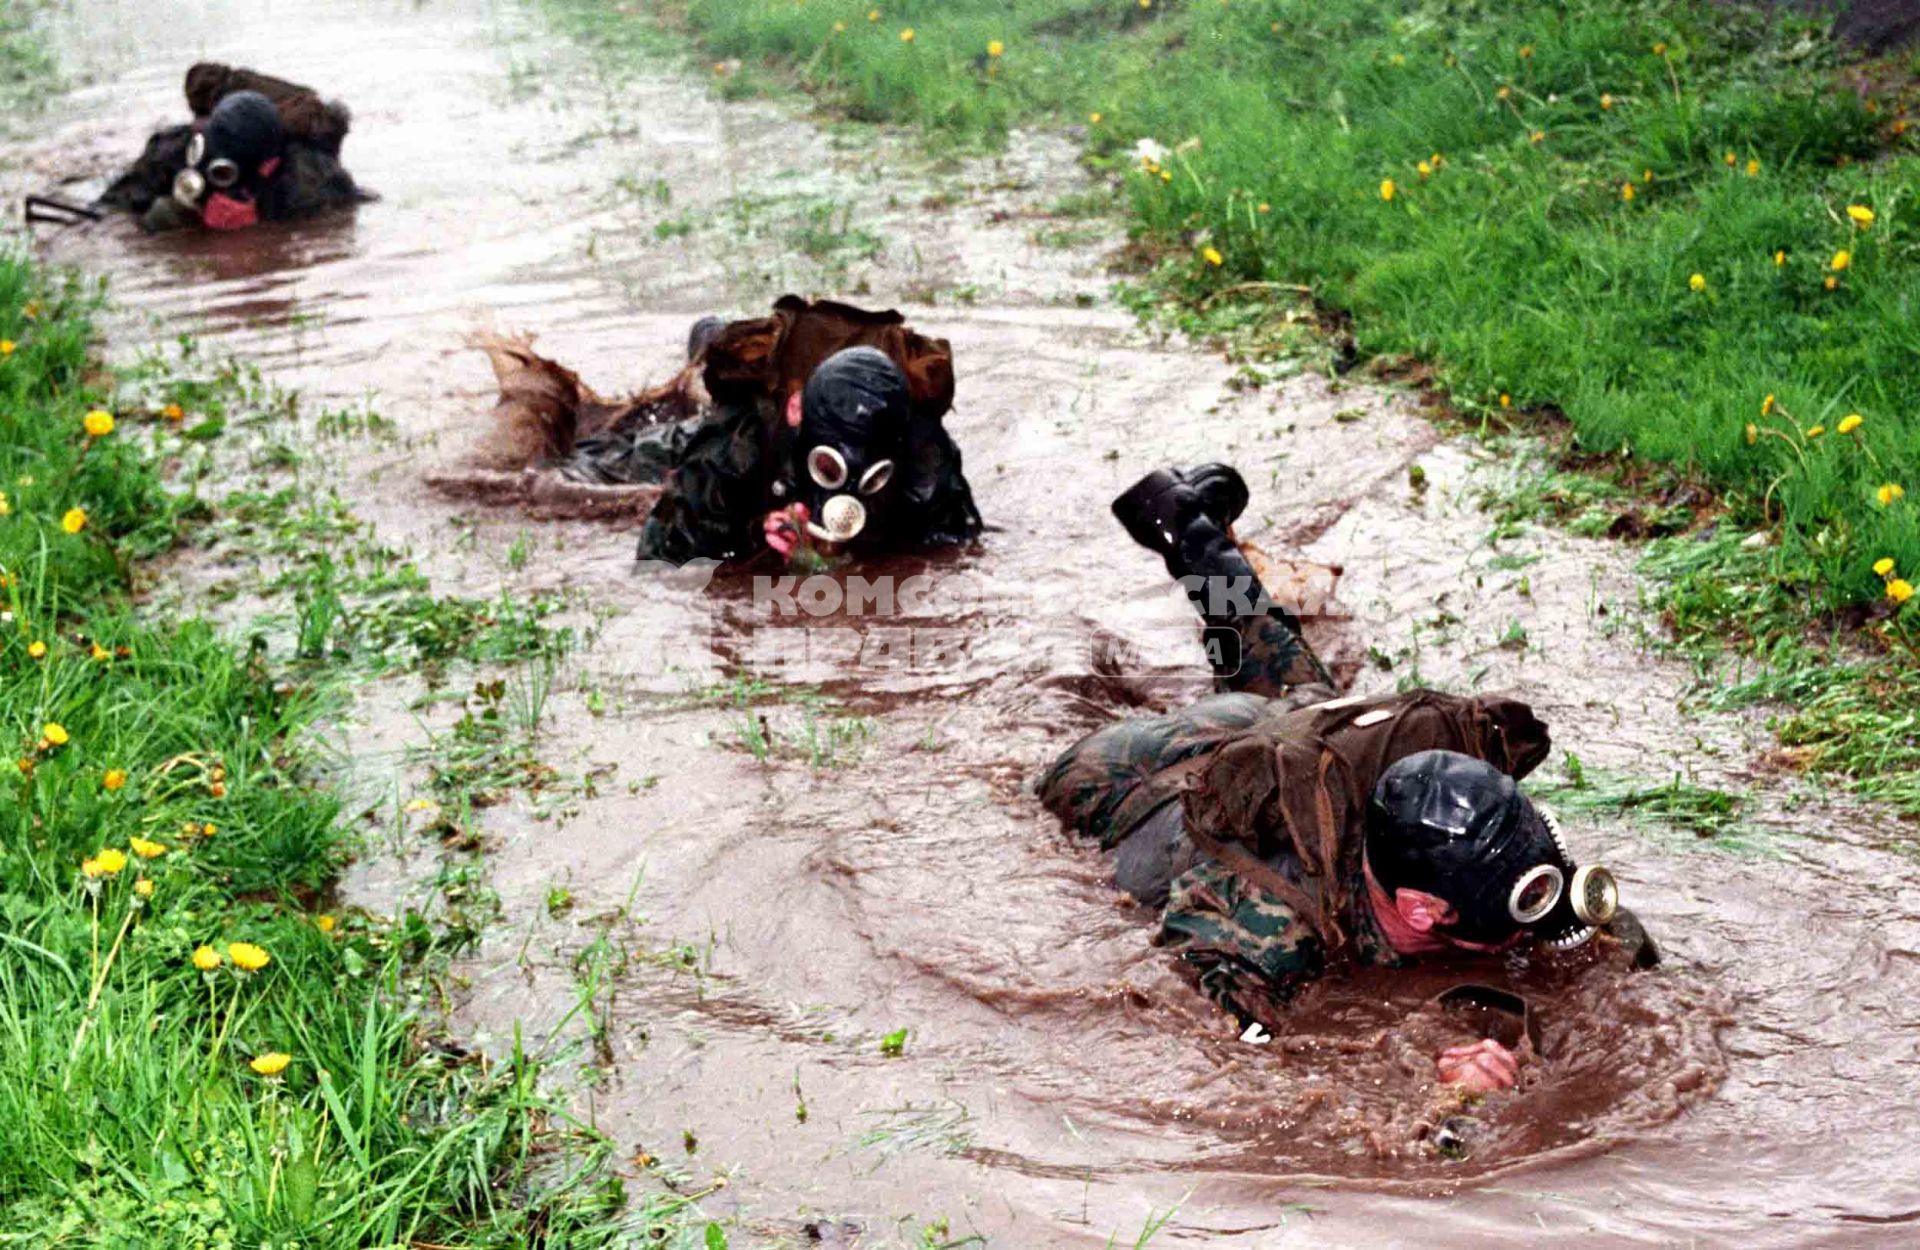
top-left (1040, 688), bottom-right (1552, 1028)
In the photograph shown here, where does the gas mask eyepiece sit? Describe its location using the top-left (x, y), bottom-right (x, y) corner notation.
top-left (1507, 864), bottom-right (1563, 925)
top-left (808, 446), bottom-right (848, 490)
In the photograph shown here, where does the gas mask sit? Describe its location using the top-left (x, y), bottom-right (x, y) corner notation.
top-left (1365, 750), bottom-right (1618, 950)
top-left (788, 346), bottom-right (909, 548)
top-left (172, 90), bottom-right (285, 229)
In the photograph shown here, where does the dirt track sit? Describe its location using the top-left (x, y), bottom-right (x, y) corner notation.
top-left (9, 1), bottom-right (1920, 1245)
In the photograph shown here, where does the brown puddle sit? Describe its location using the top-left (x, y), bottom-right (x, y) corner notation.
top-left (10, 1), bottom-right (1920, 1244)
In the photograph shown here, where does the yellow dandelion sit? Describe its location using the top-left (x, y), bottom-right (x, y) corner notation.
top-left (202, 822), bottom-right (217, 835)
top-left (1201, 246), bottom-right (1224, 267)
top-left (1530, 130), bottom-right (1545, 143)
top-left (1874, 557), bottom-right (1897, 577)
top-left (1431, 153), bottom-right (1444, 166)
top-left (1689, 273), bottom-right (1706, 292)
top-left (93, 848), bottom-right (128, 876)
top-left (987, 40), bottom-right (1004, 57)
top-left (1089, 112), bottom-right (1102, 124)
top-left (1500, 394), bottom-right (1512, 409)
top-left (82, 410), bottom-right (114, 437)
top-left (1496, 85), bottom-right (1511, 101)
top-left (1601, 93), bottom-right (1614, 110)
top-left (1837, 413), bottom-right (1863, 434)
top-left (1761, 393), bottom-right (1776, 416)
top-left (315, 914), bottom-right (337, 934)
top-left (161, 402), bottom-right (185, 422)
top-left (0, 492), bottom-right (9, 516)
top-left (1390, 53), bottom-right (1406, 66)
top-left (61, 508), bottom-right (87, 534)
top-left (1745, 423), bottom-right (1758, 445)
top-left (104, 768), bottom-right (127, 791)
top-left (90, 643), bottom-right (108, 662)
top-left (249, 1052), bottom-right (291, 1077)
top-left (866, 7), bottom-right (878, 19)
top-left (833, 20), bottom-right (846, 33)
top-left (1879, 484), bottom-right (1907, 506)
top-left (1774, 249), bottom-right (1786, 266)
top-left (134, 878), bottom-right (154, 899)
top-left (1889, 579), bottom-right (1915, 605)
top-left (1520, 45), bottom-right (1534, 58)
top-left (1806, 425), bottom-right (1826, 439)
top-left (1653, 41), bottom-right (1668, 55)
top-left (1831, 249), bottom-right (1851, 271)
top-left (1824, 276), bottom-right (1838, 290)
top-left (192, 945), bottom-right (222, 971)
top-left (1847, 204), bottom-right (1874, 227)
top-left (1417, 160), bottom-right (1433, 178)
top-left (1622, 182), bottom-right (1636, 202)
top-left (1724, 151), bottom-right (1736, 166)
top-left (1257, 202), bottom-right (1270, 213)
top-left (1159, 170), bottom-right (1171, 183)
top-left (42, 722), bottom-right (68, 746)
top-left (1380, 178), bottom-right (1396, 201)
top-left (899, 27), bottom-right (913, 42)
top-left (0, 340), bottom-right (14, 356)
top-left (228, 942), bottom-right (270, 971)
top-left (129, 836), bottom-right (166, 859)
top-left (27, 640), bottom-right (46, 659)
top-left (1745, 159), bottom-right (1760, 176)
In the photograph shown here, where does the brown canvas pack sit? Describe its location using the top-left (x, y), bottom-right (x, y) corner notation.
top-left (700, 296), bottom-right (955, 425)
top-left (183, 63), bottom-right (351, 157)
top-left (465, 297), bottom-right (954, 470)
top-left (1179, 690), bottom-right (1552, 947)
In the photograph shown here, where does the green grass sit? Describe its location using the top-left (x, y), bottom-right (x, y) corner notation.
top-left (0, 251), bottom-right (690, 1244)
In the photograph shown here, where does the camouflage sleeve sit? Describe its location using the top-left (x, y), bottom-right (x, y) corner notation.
top-left (1214, 611), bottom-right (1333, 699)
top-left (261, 143), bottom-right (363, 220)
top-left (99, 124), bottom-right (193, 213)
top-left (1157, 858), bottom-right (1324, 1025)
top-left (896, 419), bottom-right (982, 549)
top-left (636, 402), bottom-right (770, 564)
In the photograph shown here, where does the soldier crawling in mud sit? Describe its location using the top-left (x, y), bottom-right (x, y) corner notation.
top-left (94, 63), bottom-right (366, 232)
top-left (469, 296), bottom-right (982, 565)
top-left (1041, 464), bottom-right (1647, 1096)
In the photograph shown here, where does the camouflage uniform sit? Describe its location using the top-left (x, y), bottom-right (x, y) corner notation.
top-left (1039, 672), bottom-right (1551, 1030)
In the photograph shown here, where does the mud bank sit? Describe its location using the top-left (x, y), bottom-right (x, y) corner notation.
top-left (8, 1), bottom-right (1920, 1245)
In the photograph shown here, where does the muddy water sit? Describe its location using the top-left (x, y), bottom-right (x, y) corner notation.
top-left (11, 1), bottom-right (1920, 1244)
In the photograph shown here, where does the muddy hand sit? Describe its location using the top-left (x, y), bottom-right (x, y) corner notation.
top-left (763, 503), bottom-right (810, 559)
top-left (1436, 1038), bottom-right (1519, 1093)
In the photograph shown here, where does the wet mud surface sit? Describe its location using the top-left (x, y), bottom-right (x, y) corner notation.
top-left (9, 2), bottom-right (1920, 1244)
